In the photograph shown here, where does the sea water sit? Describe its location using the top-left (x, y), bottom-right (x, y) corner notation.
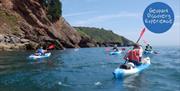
top-left (0, 47), bottom-right (179, 91)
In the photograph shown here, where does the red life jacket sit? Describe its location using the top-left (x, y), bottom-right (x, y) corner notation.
top-left (127, 49), bottom-right (140, 62)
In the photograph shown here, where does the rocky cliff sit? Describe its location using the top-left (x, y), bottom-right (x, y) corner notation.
top-left (0, 0), bottom-right (134, 51)
top-left (0, 0), bottom-right (81, 50)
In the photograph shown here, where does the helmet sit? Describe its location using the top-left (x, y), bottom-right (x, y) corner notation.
top-left (114, 44), bottom-right (117, 47)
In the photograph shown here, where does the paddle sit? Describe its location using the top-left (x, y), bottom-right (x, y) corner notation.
top-left (153, 51), bottom-right (159, 54)
top-left (47, 44), bottom-right (55, 50)
top-left (136, 28), bottom-right (146, 43)
top-left (121, 48), bottom-right (126, 51)
top-left (105, 47), bottom-right (111, 52)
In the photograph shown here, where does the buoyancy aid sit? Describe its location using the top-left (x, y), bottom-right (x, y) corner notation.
top-left (127, 49), bottom-right (140, 62)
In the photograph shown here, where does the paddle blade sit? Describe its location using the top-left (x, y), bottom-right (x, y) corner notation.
top-left (48, 44), bottom-right (55, 49)
top-left (154, 51), bottom-right (159, 54)
top-left (121, 48), bottom-right (126, 51)
top-left (140, 28), bottom-right (146, 37)
top-left (105, 48), bottom-right (111, 52)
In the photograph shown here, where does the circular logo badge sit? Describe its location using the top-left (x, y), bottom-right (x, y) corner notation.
top-left (143, 2), bottom-right (174, 33)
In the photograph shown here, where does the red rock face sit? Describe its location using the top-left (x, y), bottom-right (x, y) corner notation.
top-left (0, 0), bottom-right (82, 50)
top-left (0, 0), bottom-right (13, 9)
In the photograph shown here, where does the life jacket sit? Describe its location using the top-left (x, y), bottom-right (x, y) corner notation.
top-left (127, 49), bottom-right (140, 62)
top-left (37, 48), bottom-right (44, 54)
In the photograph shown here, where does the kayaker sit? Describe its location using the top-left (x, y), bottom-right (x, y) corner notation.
top-left (145, 44), bottom-right (152, 51)
top-left (124, 43), bottom-right (143, 66)
top-left (35, 46), bottom-right (47, 56)
top-left (112, 44), bottom-right (119, 52)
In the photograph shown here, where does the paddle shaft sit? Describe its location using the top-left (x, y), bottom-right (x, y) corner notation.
top-left (136, 36), bottom-right (141, 43)
top-left (136, 28), bottom-right (146, 43)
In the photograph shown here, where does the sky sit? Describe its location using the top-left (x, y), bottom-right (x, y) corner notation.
top-left (61, 0), bottom-right (180, 46)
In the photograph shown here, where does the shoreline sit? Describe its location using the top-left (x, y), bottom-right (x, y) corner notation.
top-left (0, 43), bottom-right (132, 51)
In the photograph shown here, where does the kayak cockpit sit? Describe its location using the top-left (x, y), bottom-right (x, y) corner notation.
top-left (113, 57), bottom-right (150, 79)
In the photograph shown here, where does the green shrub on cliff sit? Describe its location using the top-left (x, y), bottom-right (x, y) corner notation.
top-left (75, 27), bottom-right (123, 43)
top-left (76, 28), bottom-right (90, 38)
top-left (42, 0), bottom-right (62, 22)
top-left (75, 27), bottom-right (134, 46)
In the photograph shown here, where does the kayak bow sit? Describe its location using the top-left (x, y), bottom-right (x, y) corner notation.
top-left (29, 53), bottom-right (51, 59)
top-left (110, 51), bottom-right (122, 55)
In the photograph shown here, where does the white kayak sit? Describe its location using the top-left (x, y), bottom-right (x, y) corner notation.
top-left (113, 57), bottom-right (150, 79)
top-left (29, 53), bottom-right (51, 59)
top-left (110, 50), bottom-right (122, 55)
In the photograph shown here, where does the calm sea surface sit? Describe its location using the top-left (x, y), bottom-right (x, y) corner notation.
top-left (0, 47), bottom-right (179, 91)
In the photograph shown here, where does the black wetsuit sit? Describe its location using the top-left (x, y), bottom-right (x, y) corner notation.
top-left (145, 45), bottom-right (152, 51)
top-left (113, 47), bottom-right (119, 51)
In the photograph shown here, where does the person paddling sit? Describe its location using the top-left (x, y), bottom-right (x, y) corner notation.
top-left (112, 44), bottom-right (119, 52)
top-left (124, 43), bottom-right (143, 66)
top-left (145, 44), bottom-right (152, 51)
top-left (35, 46), bottom-right (47, 56)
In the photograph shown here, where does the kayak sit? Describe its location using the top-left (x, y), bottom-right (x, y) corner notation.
top-left (110, 51), bottom-right (122, 55)
top-left (144, 50), bottom-right (153, 54)
top-left (113, 57), bottom-right (150, 79)
top-left (29, 53), bottom-right (51, 59)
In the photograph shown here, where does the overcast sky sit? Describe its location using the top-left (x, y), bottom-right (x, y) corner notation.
top-left (61, 0), bottom-right (180, 46)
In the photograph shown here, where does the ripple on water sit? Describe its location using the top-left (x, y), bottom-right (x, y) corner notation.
top-left (0, 47), bottom-right (180, 91)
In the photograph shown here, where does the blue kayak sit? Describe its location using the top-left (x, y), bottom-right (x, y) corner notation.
top-left (144, 50), bottom-right (153, 54)
top-left (113, 57), bottom-right (150, 79)
top-left (29, 53), bottom-right (51, 59)
top-left (110, 51), bottom-right (122, 55)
